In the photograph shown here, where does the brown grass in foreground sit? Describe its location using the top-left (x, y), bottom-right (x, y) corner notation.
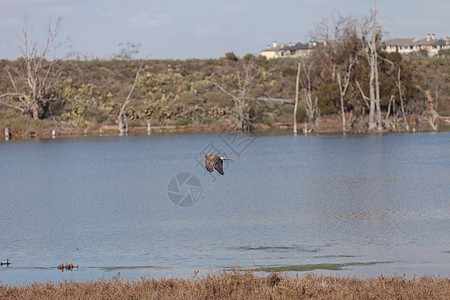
top-left (1, 270), bottom-right (449, 299)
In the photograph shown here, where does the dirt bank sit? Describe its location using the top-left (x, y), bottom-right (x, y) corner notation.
top-left (1, 116), bottom-right (450, 141)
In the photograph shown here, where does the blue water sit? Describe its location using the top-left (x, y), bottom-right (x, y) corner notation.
top-left (0, 131), bottom-right (449, 285)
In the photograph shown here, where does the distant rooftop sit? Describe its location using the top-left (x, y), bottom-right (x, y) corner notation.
top-left (260, 41), bottom-right (320, 59)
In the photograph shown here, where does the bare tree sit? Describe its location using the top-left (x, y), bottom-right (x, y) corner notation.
top-left (337, 55), bottom-right (356, 133)
top-left (309, 15), bottom-right (359, 79)
top-left (333, 16), bottom-right (359, 133)
top-left (382, 57), bottom-right (410, 131)
top-left (218, 57), bottom-right (255, 131)
top-left (118, 61), bottom-right (144, 134)
top-left (0, 16), bottom-right (66, 119)
top-left (299, 61), bottom-right (319, 133)
top-left (394, 67), bottom-right (410, 130)
top-left (425, 76), bottom-right (443, 132)
top-left (113, 42), bottom-right (142, 60)
top-left (310, 17), bottom-right (334, 80)
top-left (310, 14), bottom-right (361, 133)
top-left (359, 0), bottom-right (383, 131)
top-left (425, 90), bottom-right (439, 131)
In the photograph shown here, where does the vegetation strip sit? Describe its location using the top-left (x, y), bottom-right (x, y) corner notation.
top-left (251, 261), bottom-right (391, 272)
top-left (1, 270), bottom-right (448, 299)
top-left (93, 266), bottom-right (160, 271)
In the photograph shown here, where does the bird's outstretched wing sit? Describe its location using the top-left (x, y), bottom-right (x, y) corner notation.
top-left (205, 154), bottom-right (220, 173)
top-left (214, 159), bottom-right (224, 175)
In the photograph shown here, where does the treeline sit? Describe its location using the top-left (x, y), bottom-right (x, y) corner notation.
top-left (0, 53), bottom-right (449, 132)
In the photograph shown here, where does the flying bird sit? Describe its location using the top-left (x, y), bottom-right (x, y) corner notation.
top-left (205, 153), bottom-right (231, 175)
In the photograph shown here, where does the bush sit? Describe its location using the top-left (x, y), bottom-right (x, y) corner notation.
top-left (282, 67), bottom-right (297, 77)
top-left (320, 105), bottom-right (338, 115)
top-left (225, 52), bottom-right (239, 62)
top-left (296, 106), bottom-right (308, 122)
top-left (0, 107), bottom-right (54, 129)
top-left (176, 119), bottom-right (193, 126)
top-left (84, 106), bottom-right (109, 124)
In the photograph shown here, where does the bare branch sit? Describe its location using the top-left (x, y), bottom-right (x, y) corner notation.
top-left (0, 93), bottom-right (27, 113)
top-left (6, 67), bottom-right (19, 94)
top-left (355, 81), bottom-right (370, 109)
top-left (218, 85), bottom-right (239, 105)
top-left (252, 97), bottom-right (294, 104)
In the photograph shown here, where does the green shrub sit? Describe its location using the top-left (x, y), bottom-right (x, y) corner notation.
top-left (84, 106), bottom-right (109, 124)
top-left (225, 52), bottom-right (239, 62)
top-left (176, 119), bottom-right (193, 126)
top-left (282, 67), bottom-right (297, 77)
top-left (320, 105), bottom-right (337, 115)
top-left (296, 106), bottom-right (308, 122)
top-left (260, 115), bottom-right (273, 126)
top-left (198, 117), bottom-right (214, 124)
top-left (0, 107), bottom-right (54, 129)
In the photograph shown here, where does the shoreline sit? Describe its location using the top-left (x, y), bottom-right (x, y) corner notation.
top-left (1, 270), bottom-right (449, 299)
top-left (2, 116), bottom-right (450, 141)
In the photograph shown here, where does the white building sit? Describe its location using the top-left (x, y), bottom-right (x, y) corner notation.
top-left (384, 34), bottom-right (450, 57)
top-left (260, 41), bottom-right (318, 59)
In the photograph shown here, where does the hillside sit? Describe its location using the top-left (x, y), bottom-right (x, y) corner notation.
top-left (1, 54), bottom-right (449, 137)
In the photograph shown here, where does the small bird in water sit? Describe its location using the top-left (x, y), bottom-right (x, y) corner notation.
top-left (1, 259), bottom-right (10, 266)
top-left (205, 153), bottom-right (232, 175)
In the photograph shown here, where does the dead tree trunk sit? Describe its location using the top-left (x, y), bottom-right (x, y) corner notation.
top-left (118, 61), bottom-right (144, 134)
top-left (299, 62), bottom-right (319, 133)
top-left (385, 95), bottom-right (395, 129)
top-left (361, 0), bottom-right (382, 131)
top-left (356, 80), bottom-right (371, 127)
top-left (337, 55), bottom-right (356, 134)
top-left (293, 62), bottom-right (301, 135)
top-left (396, 67), bottom-right (410, 130)
top-left (372, 0), bottom-right (382, 130)
top-left (425, 90), bottom-right (439, 131)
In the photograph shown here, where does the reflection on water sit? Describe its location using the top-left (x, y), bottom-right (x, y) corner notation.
top-left (0, 132), bottom-right (449, 285)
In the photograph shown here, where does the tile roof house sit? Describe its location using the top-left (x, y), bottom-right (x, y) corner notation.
top-left (384, 34), bottom-right (450, 56)
top-left (260, 41), bottom-right (319, 59)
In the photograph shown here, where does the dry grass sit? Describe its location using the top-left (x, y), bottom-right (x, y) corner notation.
top-left (1, 270), bottom-right (449, 299)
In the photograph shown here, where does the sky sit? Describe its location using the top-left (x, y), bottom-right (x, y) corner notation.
top-left (1, 0), bottom-right (449, 60)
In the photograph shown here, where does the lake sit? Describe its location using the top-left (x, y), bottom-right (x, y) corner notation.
top-left (0, 130), bottom-right (449, 285)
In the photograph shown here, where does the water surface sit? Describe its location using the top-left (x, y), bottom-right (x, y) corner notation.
top-left (0, 131), bottom-right (449, 285)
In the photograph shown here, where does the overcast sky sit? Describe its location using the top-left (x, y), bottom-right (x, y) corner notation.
top-left (1, 0), bottom-right (449, 60)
